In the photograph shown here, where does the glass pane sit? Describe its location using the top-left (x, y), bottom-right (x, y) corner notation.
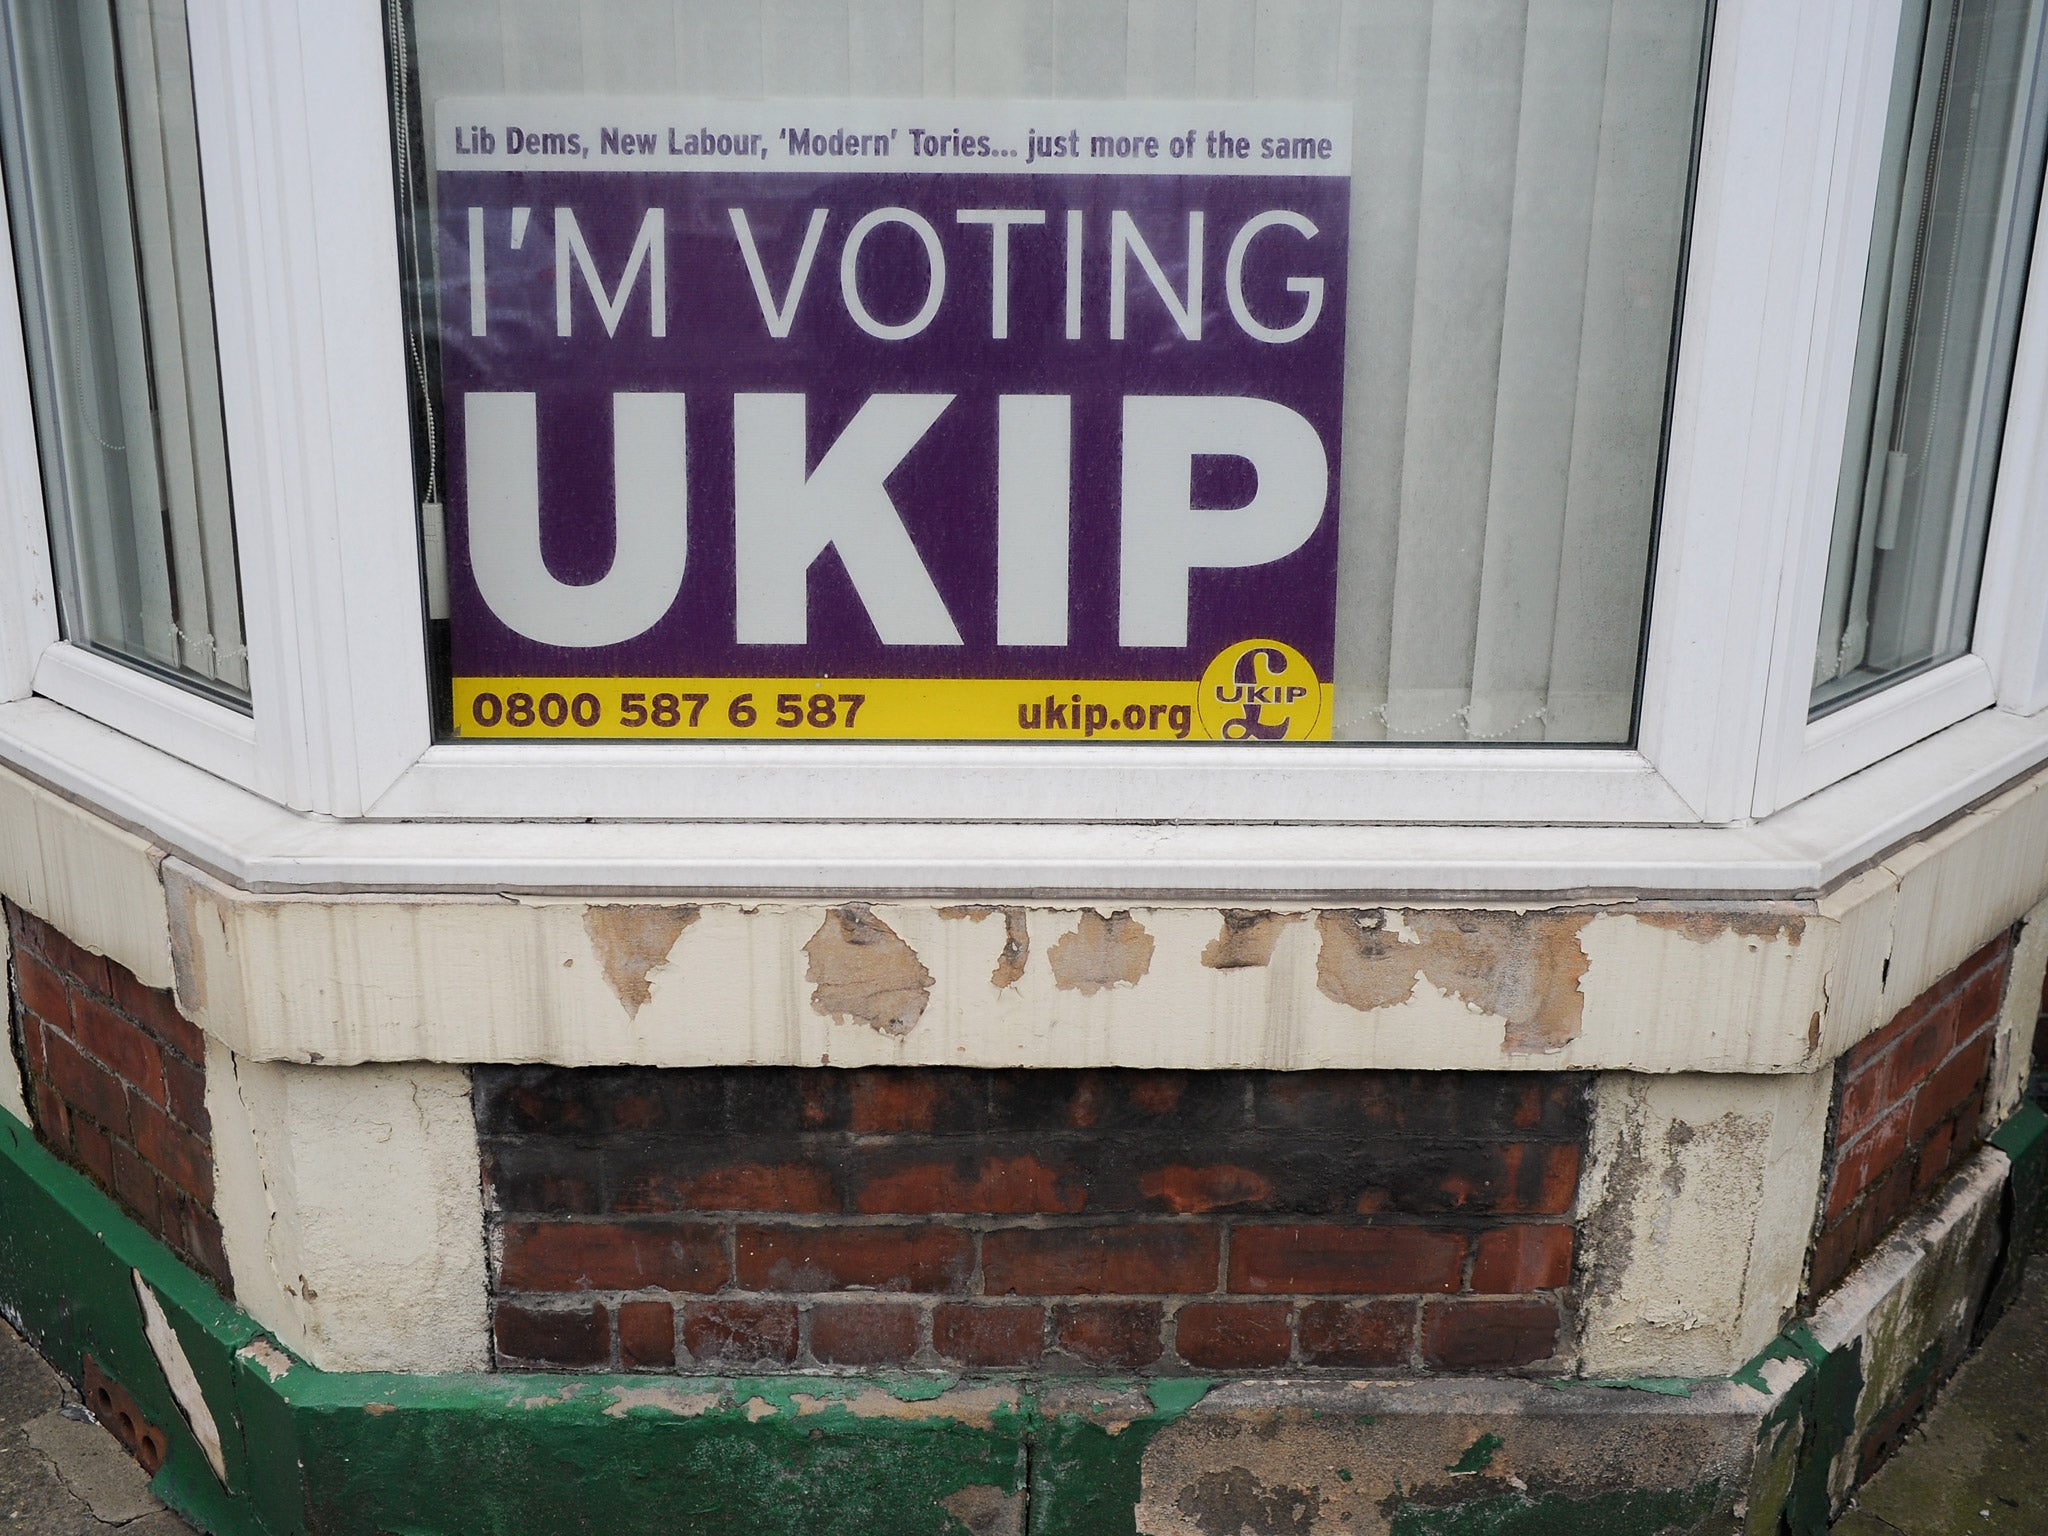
top-left (390, 0), bottom-right (1708, 747)
top-left (1812, 0), bottom-right (2048, 717)
top-left (0, 0), bottom-right (247, 703)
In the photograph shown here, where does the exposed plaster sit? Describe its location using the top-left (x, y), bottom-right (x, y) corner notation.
top-left (133, 1272), bottom-right (225, 1483)
top-left (581, 904), bottom-right (698, 1018)
top-left (1985, 899), bottom-right (2048, 1131)
top-left (1199, 911), bottom-right (1302, 970)
top-left (0, 922), bottom-right (28, 1127)
top-left (1047, 911), bottom-right (1156, 995)
top-left (804, 906), bottom-right (934, 1034)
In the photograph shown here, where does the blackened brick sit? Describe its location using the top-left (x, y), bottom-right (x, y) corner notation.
top-left (496, 1301), bottom-right (609, 1368)
top-left (810, 1302), bottom-right (920, 1365)
top-left (848, 1148), bottom-right (1086, 1216)
top-left (111, 1141), bottom-right (162, 1229)
top-left (1229, 1225), bottom-right (1465, 1295)
top-left (1173, 1303), bottom-right (1292, 1369)
top-left (989, 1071), bottom-right (1247, 1134)
top-left (933, 1304), bottom-right (1042, 1367)
top-left (1254, 1072), bottom-right (1587, 1140)
top-left (183, 1202), bottom-right (231, 1289)
top-left (31, 1081), bottom-right (68, 1148)
top-left (482, 1141), bottom-right (601, 1215)
top-left (735, 1224), bottom-right (971, 1293)
top-left (1137, 1162), bottom-right (1276, 1214)
top-left (683, 1301), bottom-right (799, 1367)
top-left (617, 1300), bottom-right (675, 1369)
top-left (32, 924), bottom-right (111, 999)
top-left (1052, 1303), bottom-right (1161, 1368)
top-left (501, 1220), bottom-right (727, 1292)
top-left (847, 1070), bottom-right (986, 1134)
top-left (67, 995), bottom-right (165, 1104)
top-left (982, 1224), bottom-right (1219, 1296)
top-left (1421, 1299), bottom-right (1559, 1369)
top-left (1469, 1225), bottom-right (1575, 1293)
top-left (611, 1147), bottom-right (838, 1214)
top-left (1298, 1300), bottom-right (1413, 1367)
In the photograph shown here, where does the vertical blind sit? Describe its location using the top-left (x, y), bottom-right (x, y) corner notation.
top-left (407, 0), bottom-right (1708, 745)
top-left (0, 0), bottom-right (246, 699)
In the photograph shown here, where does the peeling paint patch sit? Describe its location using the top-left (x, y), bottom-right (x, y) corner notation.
top-left (939, 905), bottom-right (1031, 989)
top-left (1634, 907), bottom-right (1806, 947)
top-left (582, 904), bottom-right (698, 1018)
top-left (1047, 911), bottom-right (1155, 995)
top-left (940, 1483), bottom-right (1024, 1536)
top-left (1175, 1466), bottom-right (1321, 1535)
top-left (789, 1385), bottom-right (1017, 1430)
top-left (1314, 909), bottom-right (1593, 1052)
top-left (1201, 910), bottom-right (1302, 970)
top-left (134, 1272), bottom-right (226, 1483)
top-left (602, 1385), bottom-right (720, 1419)
top-left (236, 1337), bottom-right (293, 1383)
top-left (513, 1385), bottom-right (581, 1410)
top-left (743, 1396), bottom-right (776, 1422)
top-left (804, 906), bottom-right (934, 1034)
top-left (362, 1402), bottom-right (397, 1416)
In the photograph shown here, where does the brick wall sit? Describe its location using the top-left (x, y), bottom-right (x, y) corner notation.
top-left (1810, 934), bottom-right (2010, 1297)
top-left (476, 1066), bottom-right (1588, 1376)
top-left (4, 901), bottom-right (227, 1290)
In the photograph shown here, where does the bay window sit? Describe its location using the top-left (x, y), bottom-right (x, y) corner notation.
top-left (0, 0), bottom-right (2040, 887)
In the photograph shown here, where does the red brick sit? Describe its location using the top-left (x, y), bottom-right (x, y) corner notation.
top-left (1173, 1303), bottom-right (1292, 1369)
top-left (33, 925), bottom-right (111, 999)
top-left (1956, 962), bottom-right (2007, 1039)
top-left (501, 1220), bottom-right (728, 1293)
top-left (31, 1081), bottom-right (69, 1149)
top-left (13, 953), bottom-right (71, 1032)
top-left (1847, 990), bottom-right (1939, 1075)
top-left (616, 1300), bottom-right (675, 1369)
top-left (615, 1160), bottom-right (838, 1214)
top-left (853, 1154), bottom-right (1085, 1216)
top-left (1139, 1165), bottom-right (1275, 1215)
top-left (17, 1012), bottom-right (47, 1076)
top-left (810, 1302), bottom-right (921, 1365)
top-left (130, 1096), bottom-right (212, 1205)
top-left (1809, 1219), bottom-right (1862, 1297)
top-left (68, 995), bottom-right (165, 1104)
top-left (1297, 1300), bottom-right (1413, 1367)
top-left (933, 1304), bottom-right (1043, 1367)
top-left (111, 1141), bottom-right (162, 1230)
top-left (982, 1224), bottom-right (1219, 1296)
top-left (1228, 1225), bottom-right (1466, 1295)
top-left (1470, 1225), bottom-right (1575, 1293)
top-left (1913, 1119), bottom-right (1959, 1194)
top-left (1835, 1065), bottom-right (1891, 1143)
top-left (1880, 1004), bottom-right (1956, 1102)
top-left (1827, 1103), bottom-right (1911, 1222)
top-left (70, 1115), bottom-right (115, 1190)
top-left (182, 1202), bottom-right (231, 1290)
top-left (162, 1054), bottom-right (208, 1137)
top-left (1421, 1299), bottom-right (1559, 1369)
top-left (735, 1225), bottom-right (971, 1293)
top-left (41, 1029), bottom-right (130, 1138)
top-left (1051, 1303), bottom-right (1161, 1368)
top-left (108, 969), bottom-right (205, 1062)
top-left (495, 1301), bottom-right (610, 1368)
top-left (1907, 1034), bottom-right (1994, 1143)
top-left (683, 1301), bottom-right (799, 1367)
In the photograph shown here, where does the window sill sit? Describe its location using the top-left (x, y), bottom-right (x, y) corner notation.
top-left (0, 693), bottom-right (2043, 898)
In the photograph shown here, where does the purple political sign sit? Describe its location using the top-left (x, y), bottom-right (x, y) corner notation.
top-left (434, 96), bottom-right (1350, 741)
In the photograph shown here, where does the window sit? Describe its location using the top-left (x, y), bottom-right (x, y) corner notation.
top-left (0, 0), bottom-right (245, 703)
top-left (390, 0), bottom-right (1711, 748)
top-left (1814, 0), bottom-right (2048, 716)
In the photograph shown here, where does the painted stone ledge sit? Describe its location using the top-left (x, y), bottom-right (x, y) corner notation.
top-left (166, 857), bottom-right (1842, 1073)
top-left (2, 1088), bottom-right (2042, 1536)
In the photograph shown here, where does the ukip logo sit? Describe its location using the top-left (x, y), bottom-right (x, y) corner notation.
top-left (1197, 638), bottom-right (1324, 741)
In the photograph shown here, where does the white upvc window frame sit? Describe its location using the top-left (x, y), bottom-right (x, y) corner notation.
top-left (0, 0), bottom-right (2045, 837)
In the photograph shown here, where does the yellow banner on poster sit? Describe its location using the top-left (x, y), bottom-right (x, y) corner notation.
top-left (453, 672), bottom-right (1333, 742)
